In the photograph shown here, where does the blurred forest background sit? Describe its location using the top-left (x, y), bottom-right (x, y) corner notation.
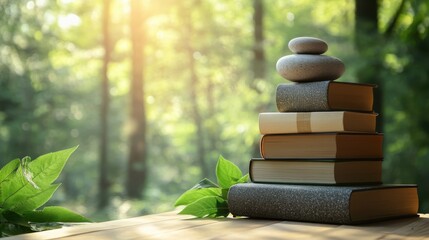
top-left (0, 0), bottom-right (428, 221)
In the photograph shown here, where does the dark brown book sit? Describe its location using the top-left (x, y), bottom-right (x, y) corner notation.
top-left (260, 133), bottom-right (383, 159)
top-left (250, 158), bottom-right (382, 184)
top-left (228, 183), bottom-right (419, 224)
top-left (276, 81), bottom-right (375, 112)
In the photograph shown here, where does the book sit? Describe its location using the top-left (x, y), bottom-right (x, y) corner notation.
top-left (259, 111), bottom-right (377, 134)
top-left (228, 183), bottom-right (419, 224)
top-left (276, 81), bottom-right (375, 112)
top-left (260, 133), bottom-right (383, 159)
top-left (250, 158), bottom-right (382, 184)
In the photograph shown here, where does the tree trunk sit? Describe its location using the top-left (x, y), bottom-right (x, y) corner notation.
top-left (355, 0), bottom-right (378, 50)
top-left (354, 0), bottom-right (383, 132)
top-left (252, 0), bottom-right (266, 81)
top-left (188, 50), bottom-right (208, 178)
top-left (206, 80), bottom-right (219, 173)
top-left (183, 11), bottom-right (209, 179)
top-left (252, 0), bottom-right (266, 158)
top-left (127, 0), bottom-right (147, 199)
top-left (98, 0), bottom-right (111, 209)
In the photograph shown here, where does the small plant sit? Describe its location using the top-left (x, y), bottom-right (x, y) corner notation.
top-left (0, 146), bottom-right (90, 237)
top-left (175, 155), bottom-right (248, 218)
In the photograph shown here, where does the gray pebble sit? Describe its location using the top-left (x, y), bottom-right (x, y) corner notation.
top-left (276, 54), bottom-right (345, 82)
top-left (289, 37), bottom-right (328, 54)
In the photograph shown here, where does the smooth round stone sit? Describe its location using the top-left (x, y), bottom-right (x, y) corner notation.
top-left (288, 37), bottom-right (328, 54)
top-left (276, 54), bottom-right (345, 82)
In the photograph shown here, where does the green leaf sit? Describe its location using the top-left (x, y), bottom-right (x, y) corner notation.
top-left (216, 155), bottom-right (244, 189)
top-left (0, 159), bottom-right (20, 204)
top-left (20, 156), bottom-right (39, 189)
top-left (0, 146), bottom-right (78, 212)
top-left (0, 146), bottom-right (90, 235)
top-left (28, 146), bottom-right (78, 188)
top-left (221, 188), bottom-right (229, 200)
top-left (191, 178), bottom-right (219, 189)
top-left (178, 196), bottom-right (229, 218)
top-left (23, 206), bottom-right (91, 223)
top-left (1, 210), bottom-right (29, 227)
top-left (175, 155), bottom-right (249, 218)
top-left (0, 159), bottom-right (19, 184)
top-left (175, 188), bottom-right (222, 207)
top-left (0, 223), bottom-right (33, 237)
top-left (237, 174), bottom-right (249, 184)
top-left (4, 184), bottom-right (60, 213)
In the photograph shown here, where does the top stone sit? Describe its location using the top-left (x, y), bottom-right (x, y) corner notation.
top-left (288, 37), bottom-right (328, 54)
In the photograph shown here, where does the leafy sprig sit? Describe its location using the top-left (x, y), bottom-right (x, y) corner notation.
top-left (0, 146), bottom-right (91, 236)
top-left (175, 155), bottom-right (248, 218)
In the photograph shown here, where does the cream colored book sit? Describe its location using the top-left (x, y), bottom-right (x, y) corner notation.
top-left (259, 111), bottom-right (377, 134)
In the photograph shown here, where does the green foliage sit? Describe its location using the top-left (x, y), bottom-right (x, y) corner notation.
top-left (23, 206), bottom-right (90, 223)
top-left (216, 156), bottom-right (249, 189)
top-left (175, 156), bottom-right (248, 218)
top-left (175, 188), bottom-right (222, 207)
top-left (179, 196), bottom-right (229, 218)
top-left (0, 146), bottom-right (90, 237)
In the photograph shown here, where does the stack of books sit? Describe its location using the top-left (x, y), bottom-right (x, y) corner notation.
top-left (228, 37), bottom-right (419, 224)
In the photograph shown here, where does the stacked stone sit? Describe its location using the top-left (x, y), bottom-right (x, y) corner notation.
top-left (276, 37), bottom-right (345, 82)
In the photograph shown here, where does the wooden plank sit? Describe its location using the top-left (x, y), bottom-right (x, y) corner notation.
top-left (214, 219), bottom-right (338, 239)
top-left (5, 212), bottom-right (184, 240)
top-left (381, 214), bottom-right (429, 240)
top-left (216, 216), bottom-right (426, 240)
top-left (303, 216), bottom-right (423, 240)
top-left (51, 217), bottom-right (280, 240)
top-left (4, 212), bottom-right (429, 239)
top-left (57, 217), bottom-right (223, 240)
top-left (144, 217), bottom-right (281, 240)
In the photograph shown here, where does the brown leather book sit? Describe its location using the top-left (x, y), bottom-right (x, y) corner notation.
top-left (260, 133), bottom-right (383, 159)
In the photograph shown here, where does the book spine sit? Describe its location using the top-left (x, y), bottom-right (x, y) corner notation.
top-left (276, 81), bottom-right (331, 112)
top-left (248, 160), bottom-right (255, 183)
top-left (228, 183), bottom-right (353, 224)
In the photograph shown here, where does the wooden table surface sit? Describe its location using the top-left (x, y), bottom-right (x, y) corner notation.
top-left (5, 212), bottom-right (429, 239)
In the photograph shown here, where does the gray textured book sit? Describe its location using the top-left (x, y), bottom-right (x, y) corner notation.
top-left (276, 81), bottom-right (375, 112)
top-left (228, 183), bottom-right (418, 224)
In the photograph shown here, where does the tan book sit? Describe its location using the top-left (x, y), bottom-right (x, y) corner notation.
top-left (250, 158), bottom-right (382, 184)
top-left (260, 133), bottom-right (383, 159)
top-left (276, 81), bottom-right (375, 112)
top-left (259, 111), bottom-right (377, 134)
